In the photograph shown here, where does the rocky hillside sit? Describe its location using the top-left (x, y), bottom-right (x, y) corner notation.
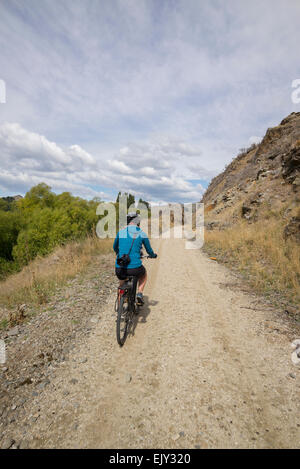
top-left (202, 112), bottom-right (300, 239)
top-left (202, 112), bottom-right (300, 310)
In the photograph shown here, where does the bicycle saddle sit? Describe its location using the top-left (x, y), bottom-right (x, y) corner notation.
top-left (120, 279), bottom-right (132, 289)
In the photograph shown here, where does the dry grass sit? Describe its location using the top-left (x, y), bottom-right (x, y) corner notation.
top-left (204, 219), bottom-right (300, 308)
top-left (0, 235), bottom-right (113, 320)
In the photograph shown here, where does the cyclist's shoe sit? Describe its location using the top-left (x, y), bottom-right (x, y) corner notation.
top-left (136, 292), bottom-right (144, 306)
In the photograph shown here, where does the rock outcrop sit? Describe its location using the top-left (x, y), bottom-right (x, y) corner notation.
top-left (201, 112), bottom-right (300, 238)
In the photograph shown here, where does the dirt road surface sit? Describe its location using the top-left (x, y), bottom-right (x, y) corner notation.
top-left (6, 238), bottom-right (300, 448)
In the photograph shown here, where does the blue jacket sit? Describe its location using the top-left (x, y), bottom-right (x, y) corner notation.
top-left (113, 225), bottom-right (155, 269)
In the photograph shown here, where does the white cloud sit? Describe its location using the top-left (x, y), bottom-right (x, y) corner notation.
top-left (108, 160), bottom-right (131, 174)
top-left (68, 145), bottom-right (95, 165)
top-left (249, 136), bottom-right (262, 145)
top-left (140, 167), bottom-right (156, 176)
top-left (0, 123), bottom-right (70, 166)
top-left (0, 122), bottom-right (209, 203)
top-left (0, 1), bottom-right (300, 202)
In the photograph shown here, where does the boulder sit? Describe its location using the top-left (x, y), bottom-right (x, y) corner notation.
top-left (284, 217), bottom-right (300, 242)
top-left (242, 193), bottom-right (263, 219)
top-left (7, 327), bottom-right (19, 337)
top-left (205, 221), bottom-right (220, 231)
top-left (282, 146), bottom-right (300, 184)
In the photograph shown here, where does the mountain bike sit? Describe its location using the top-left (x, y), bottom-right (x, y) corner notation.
top-left (116, 255), bottom-right (151, 346)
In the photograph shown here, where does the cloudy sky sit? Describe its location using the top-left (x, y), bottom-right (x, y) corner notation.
top-left (0, 0), bottom-right (299, 203)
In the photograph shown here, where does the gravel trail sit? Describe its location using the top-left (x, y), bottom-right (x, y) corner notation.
top-left (1, 239), bottom-right (299, 448)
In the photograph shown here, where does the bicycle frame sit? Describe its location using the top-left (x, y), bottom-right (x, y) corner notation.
top-left (115, 255), bottom-right (154, 346)
top-left (118, 275), bottom-right (138, 315)
top-left (117, 253), bottom-right (150, 312)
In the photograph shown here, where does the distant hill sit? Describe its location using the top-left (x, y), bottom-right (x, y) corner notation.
top-left (0, 195), bottom-right (23, 211)
top-left (2, 195), bottom-right (23, 201)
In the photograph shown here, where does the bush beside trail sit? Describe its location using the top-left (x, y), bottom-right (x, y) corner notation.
top-left (0, 183), bottom-right (102, 278)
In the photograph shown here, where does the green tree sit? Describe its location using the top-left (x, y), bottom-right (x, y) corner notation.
top-left (20, 183), bottom-right (55, 210)
top-left (0, 210), bottom-right (21, 260)
top-left (137, 198), bottom-right (150, 210)
top-left (0, 183), bottom-right (104, 276)
top-left (127, 193), bottom-right (135, 209)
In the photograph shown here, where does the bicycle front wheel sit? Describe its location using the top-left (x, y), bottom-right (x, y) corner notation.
top-left (116, 295), bottom-right (129, 346)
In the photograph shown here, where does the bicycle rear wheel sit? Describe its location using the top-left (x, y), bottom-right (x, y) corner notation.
top-left (116, 295), bottom-right (129, 346)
